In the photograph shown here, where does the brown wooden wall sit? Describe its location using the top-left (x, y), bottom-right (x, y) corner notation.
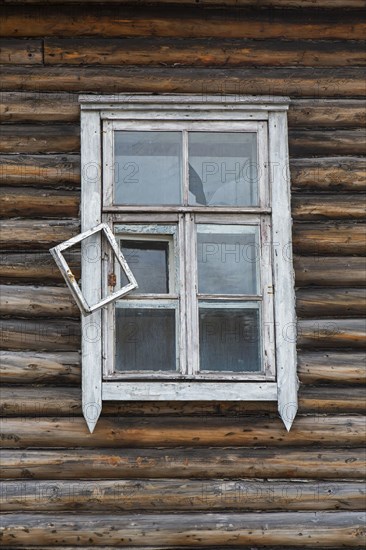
top-left (0, 1), bottom-right (365, 547)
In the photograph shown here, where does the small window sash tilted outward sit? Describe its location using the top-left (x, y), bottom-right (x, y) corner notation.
top-left (78, 95), bottom-right (298, 433)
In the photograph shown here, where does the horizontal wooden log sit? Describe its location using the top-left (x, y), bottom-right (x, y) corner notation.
top-left (1, 284), bottom-right (364, 320)
top-left (0, 125), bottom-right (79, 154)
top-left (290, 157), bottom-right (366, 192)
top-left (1, 350), bottom-right (364, 386)
top-left (2, 95), bottom-right (365, 128)
top-left (289, 129), bottom-right (366, 156)
top-left (1, 415), bottom-right (365, 448)
top-left (0, 154), bottom-right (80, 187)
top-left (0, 319), bottom-right (80, 351)
top-left (0, 187), bottom-right (80, 217)
top-left (1, 479), bottom-right (364, 512)
top-left (1, 6), bottom-right (365, 39)
top-left (1, 511), bottom-right (365, 546)
top-left (2, 447), bottom-right (364, 480)
top-left (0, 285), bottom-right (79, 318)
top-left (289, 100), bottom-right (366, 129)
top-left (0, 219), bottom-right (79, 250)
top-left (298, 319), bottom-right (366, 349)
top-left (1, 386), bottom-right (365, 416)
top-left (1, 66), bottom-right (365, 97)
top-left (0, 251), bottom-right (80, 283)
top-left (0, 39), bottom-right (42, 64)
top-left (296, 288), bottom-right (366, 318)
top-left (293, 223), bottom-right (366, 255)
top-left (294, 256), bottom-right (366, 287)
top-left (1, 0), bottom-right (366, 7)
top-left (298, 351), bottom-right (366, 385)
top-left (292, 195), bottom-right (366, 220)
top-left (43, 37), bottom-right (366, 67)
top-left (0, 351), bottom-right (80, 384)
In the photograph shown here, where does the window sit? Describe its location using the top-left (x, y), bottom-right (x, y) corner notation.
top-left (77, 95), bottom-right (298, 432)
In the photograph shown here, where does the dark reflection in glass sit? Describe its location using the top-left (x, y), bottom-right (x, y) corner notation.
top-left (197, 227), bottom-right (259, 295)
top-left (114, 131), bottom-right (182, 205)
top-left (199, 307), bottom-right (261, 372)
top-left (188, 132), bottom-right (258, 206)
top-left (115, 308), bottom-right (176, 371)
top-left (121, 240), bottom-right (169, 294)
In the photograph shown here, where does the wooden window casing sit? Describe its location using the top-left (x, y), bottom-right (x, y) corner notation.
top-left (80, 95), bottom-right (298, 432)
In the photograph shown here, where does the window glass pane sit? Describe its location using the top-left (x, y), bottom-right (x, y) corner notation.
top-left (199, 306), bottom-right (261, 372)
top-left (197, 225), bottom-right (259, 295)
top-left (115, 307), bottom-right (176, 371)
top-left (114, 131), bottom-right (182, 205)
top-left (188, 132), bottom-right (258, 206)
top-left (120, 240), bottom-right (169, 294)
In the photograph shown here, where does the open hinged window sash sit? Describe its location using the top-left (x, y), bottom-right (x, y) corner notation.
top-left (79, 95), bottom-right (297, 433)
top-left (102, 120), bottom-right (269, 211)
top-left (50, 223), bottom-right (137, 316)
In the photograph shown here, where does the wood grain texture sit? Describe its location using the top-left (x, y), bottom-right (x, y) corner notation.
top-left (0, 351), bottom-right (80, 384)
top-left (296, 288), bottom-right (366, 318)
top-left (1, 0), bottom-right (366, 6)
top-left (0, 285), bottom-right (79, 318)
top-left (292, 195), bottom-right (366, 220)
top-left (1, 479), bottom-right (364, 511)
top-left (1, 66), bottom-right (364, 97)
top-left (290, 157), bottom-right (366, 192)
top-left (43, 37), bottom-right (366, 67)
top-left (0, 219), bottom-right (79, 249)
top-left (1, 6), bottom-right (365, 39)
top-left (1, 511), bottom-right (365, 546)
top-left (293, 223), bottom-right (366, 255)
top-left (0, 154), bottom-right (80, 187)
top-left (298, 319), bottom-right (366, 349)
top-left (289, 100), bottom-right (366, 129)
top-left (0, 319), bottom-right (80, 351)
top-left (0, 39), bottom-right (42, 64)
top-left (289, 129), bottom-right (366, 156)
top-left (0, 251), bottom-right (80, 283)
top-left (294, 256), bottom-right (366, 287)
top-left (298, 351), bottom-right (366, 385)
top-left (1, 415), bottom-right (364, 448)
top-left (0, 125), bottom-right (80, 154)
top-left (0, 187), bottom-right (80, 217)
top-left (1, 386), bottom-right (365, 416)
top-left (2, 447), bottom-right (364, 480)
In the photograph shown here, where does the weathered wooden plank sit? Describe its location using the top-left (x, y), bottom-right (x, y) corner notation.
top-left (0, 251), bottom-right (80, 283)
top-left (43, 37), bottom-right (366, 67)
top-left (1, 479), bottom-right (364, 512)
top-left (1, 6), bottom-right (365, 39)
top-left (1, 66), bottom-right (364, 97)
top-left (298, 319), bottom-right (366, 349)
top-left (0, 285), bottom-right (79, 318)
top-left (0, 154), bottom-right (80, 187)
top-left (289, 129), bottom-right (366, 156)
top-left (0, 92), bottom-right (79, 123)
top-left (1, 511), bottom-right (365, 546)
top-left (296, 288), bottom-right (366, 318)
top-left (292, 194), bottom-right (366, 220)
top-left (0, 319), bottom-right (80, 351)
top-left (1, 415), bottom-right (364, 448)
top-left (290, 157), bottom-right (366, 192)
top-left (0, 187), bottom-right (80, 217)
top-left (2, 447), bottom-right (364, 480)
top-left (0, 219), bottom-right (79, 250)
top-left (0, 39), bottom-right (42, 64)
top-left (1, 386), bottom-right (365, 416)
top-left (1, 350), bottom-right (364, 386)
top-left (294, 256), bottom-right (366, 287)
top-left (0, 125), bottom-right (80, 154)
top-left (2, 0), bottom-right (366, 7)
top-left (0, 351), bottom-right (80, 384)
top-left (298, 351), bottom-right (366, 385)
top-left (289, 100), bottom-right (366, 129)
top-left (2, 95), bottom-right (364, 128)
top-left (293, 223), bottom-right (366, 255)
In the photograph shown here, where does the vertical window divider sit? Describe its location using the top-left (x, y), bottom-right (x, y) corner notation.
top-left (182, 130), bottom-right (189, 206)
top-left (185, 212), bottom-right (199, 376)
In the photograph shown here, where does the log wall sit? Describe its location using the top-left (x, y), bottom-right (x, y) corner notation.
top-left (0, 1), bottom-right (365, 548)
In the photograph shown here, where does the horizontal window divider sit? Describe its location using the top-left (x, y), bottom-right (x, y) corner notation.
top-left (104, 373), bottom-right (274, 381)
top-left (102, 381), bottom-right (277, 401)
top-left (115, 299), bottom-right (178, 308)
top-left (197, 294), bottom-right (262, 301)
top-left (100, 111), bottom-right (269, 121)
top-left (104, 206), bottom-right (271, 214)
top-left (121, 294), bottom-right (179, 300)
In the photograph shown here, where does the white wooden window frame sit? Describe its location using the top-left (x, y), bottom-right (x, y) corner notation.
top-left (80, 94), bottom-right (298, 433)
